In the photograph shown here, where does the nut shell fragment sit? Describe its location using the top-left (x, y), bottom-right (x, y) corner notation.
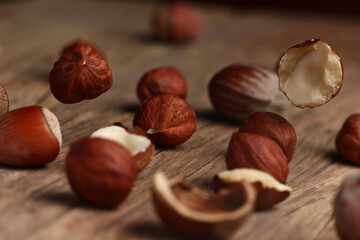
top-left (0, 84), bottom-right (9, 114)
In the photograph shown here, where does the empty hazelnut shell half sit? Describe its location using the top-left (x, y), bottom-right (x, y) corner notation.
top-left (49, 40), bottom-right (113, 104)
top-left (66, 137), bottom-right (137, 208)
top-left (0, 106), bottom-right (62, 166)
top-left (239, 112), bottom-right (296, 162)
top-left (91, 125), bottom-right (154, 172)
top-left (214, 169), bottom-right (292, 210)
top-left (152, 172), bottom-right (256, 239)
top-left (0, 84), bottom-right (9, 114)
top-left (278, 39), bottom-right (343, 108)
top-left (226, 132), bottom-right (289, 184)
top-left (133, 95), bottom-right (196, 147)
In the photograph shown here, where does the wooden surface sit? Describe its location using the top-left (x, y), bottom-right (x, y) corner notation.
top-left (1, 0), bottom-right (360, 239)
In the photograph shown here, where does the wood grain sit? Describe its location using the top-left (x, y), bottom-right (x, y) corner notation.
top-left (0, 0), bottom-right (360, 239)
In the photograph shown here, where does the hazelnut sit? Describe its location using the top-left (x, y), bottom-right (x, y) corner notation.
top-left (278, 39), bottom-right (343, 108)
top-left (152, 172), bottom-right (256, 239)
top-left (239, 112), bottom-right (296, 162)
top-left (153, 1), bottom-right (204, 42)
top-left (335, 114), bottom-right (360, 164)
top-left (66, 137), bottom-right (137, 208)
top-left (49, 40), bottom-right (113, 104)
top-left (208, 64), bottom-right (290, 123)
top-left (136, 67), bottom-right (187, 102)
top-left (91, 124), bottom-right (155, 172)
top-left (334, 172), bottom-right (360, 240)
top-left (0, 106), bottom-right (62, 166)
top-left (0, 84), bottom-right (9, 114)
top-left (226, 132), bottom-right (289, 184)
top-left (214, 169), bottom-right (292, 210)
top-left (133, 95), bottom-right (196, 147)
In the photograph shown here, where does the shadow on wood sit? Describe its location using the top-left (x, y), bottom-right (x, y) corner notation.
top-left (195, 108), bottom-right (240, 127)
top-left (125, 221), bottom-right (183, 240)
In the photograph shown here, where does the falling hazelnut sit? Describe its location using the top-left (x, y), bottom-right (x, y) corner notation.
top-left (334, 172), bottom-right (360, 240)
top-left (136, 67), bottom-right (187, 102)
top-left (152, 172), bottom-right (256, 239)
top-left (226, 132), bottom-right (289, 184)
top-left (91, 124), bottom-right (155, 172)
top-left (239, 112), bottom-right (296, 162)
top-left (153, 1), bottom-right (204, 42)
top-left (66, 137), bottom-right (137, 208)
top-left (278, 39), bottom-right (343, 108)
top-left (0, 106), bottom-right (62, 166)
top-left (335, 113), bottom-right (360, 164)
top-left (208, 64), bottom-right (290, 123)
top-left (133, 95), bottom-right (196, 147)
top-left (0, 84), bottom-right (9, 114)
top-left (49, 40), bottom-right (113, 104)
top-left (214, 169), bottom-right (292, 210)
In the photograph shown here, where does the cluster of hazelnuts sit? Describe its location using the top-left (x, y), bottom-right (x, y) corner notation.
top-left (0, 1), bottom-right (358, 239)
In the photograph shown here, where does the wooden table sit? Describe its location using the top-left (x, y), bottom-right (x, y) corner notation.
top-left (1, 0), bottom-right (359, 239)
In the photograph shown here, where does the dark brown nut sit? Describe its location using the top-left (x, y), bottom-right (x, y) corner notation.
top-left (49, 40), bottom-right (113, 104)
top-left (153, 1), bottom-right (204, 42)
top-left (214, 169), bottom-right (292, 210)
top-left (0, 84), bottom-right (9, 114)
top-left (226, 132), bottom-right (289, 184)
top-left (335, 114), bottom-right (360, 164)
top-left (334, 172), bottom-right (360, 240)
top-left (133, 95), bottom-right (196, 147)
top-left (66, 138), bottom-right (137, 208)
top-left (136, 67), bottom-right (187, 102)
top-left (239, 112), bottom-right (297, 162)
top-left (152, 172), bottom-right (256, 239)
top-left (91, 124), bottom-right (155, 173)
top-left (278, 39), bottom-right (343, 108)
top-left (208, 64), bottom-right (290, 123)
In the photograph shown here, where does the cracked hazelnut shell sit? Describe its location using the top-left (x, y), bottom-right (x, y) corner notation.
top-left (214, 169), bottom-right (292, 210)
top-left (0, 106), bottom-right (62, 166)
top-left (209, 64), bottom-right (290, 123)
top-left (239, 112), bottom-right (296, 162)
top-left (133, 95), bottom-right (196, 147)
top-left (0, 84), bottom-right (9, 114)
top-left (335, 114), bottom-right (360, 164)
top-left (136, 67), bottom-right (187, 102)
top-left (66, 137), bottom-right (137, 208)
top-left (226, 132), bottom-right (289, 184)
top-left (152, 172), bottom-right (256, 239)
top-left (49, 40), bottom-right (113, 104)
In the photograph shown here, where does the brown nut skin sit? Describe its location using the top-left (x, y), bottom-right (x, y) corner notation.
top-left (66, 138), bottom-right (137, 208)
top-left (0, 84), bottom-right (9, 114)
top-left (334, 172), bottom-right (360, 240)
top-left (133, 95), bottom-right (196, 147)
top-left (336, 114), bottom-right (360, 165)
top-left (0, 106), bottom-right (62, 166)
top-left (152, 172), bottom-right (256, 239)
top-left (209, 64), bottom-right (290, 123)
top-left (49, 40), bottom-right (113, 104)
top-left (239, 112), bottom-right (296, 162)
top-left (226, 132), bottom-right (289, 184)
top-left (136, 67), bottom-right (187, 102)
top-left (153, 1), bottom-right (204, 42)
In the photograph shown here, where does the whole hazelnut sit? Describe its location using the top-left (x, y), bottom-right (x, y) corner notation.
top-left (334, 172), bottom-right (360, 240)
top-left (153, 1), bottom-right (204, 42)
top-left (152, 172), bottom-right (256, 239)
top-left (0, 106), bottom-right (62, 166)
top-left (208, 64), bottom-right (290, 123)
top-left (239, 112), bottom-right (296, 162)
top-left (0, 84), bottom-right (9, 114)
top-left (226, 132), bottom-right (289, 184)
top-left (66, 137), bottom-right (137, 208)
top-left (49, 40), bottom-right (113, 104)
top-left (133, 95), bottom-right (196, 147)
top-left (335, 114), bottom-right (360, 164)
top-left (278, 39), bottom-right (343, 108)
top-left (136, 67), bottom-right (187, 102)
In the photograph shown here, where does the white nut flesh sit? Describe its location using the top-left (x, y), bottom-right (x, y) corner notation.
top-left (42, 107), bottom-right (62, 147)
top-left (91, 126), bottom-right (151, 156)
top-left (278, 40), bottom-right (343, 108)
top-left (218, 168), bottom-right (292, 192)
